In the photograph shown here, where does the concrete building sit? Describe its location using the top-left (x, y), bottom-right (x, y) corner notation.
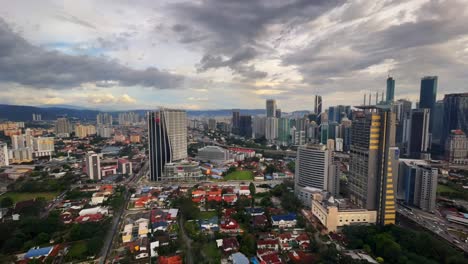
top-left (252, 116), bottom-right (266, 138)
top-left (208, 119), bottom-right (217, 130)
top-left (398, 159), bottom-right (438, 212)
top-left (148, 109), bottom-right (188, 181)
top-left (164, 160), bottom-right (202, 181)
top-left (335, 138), bottom-right (344, 152)
top-left (265, 117), bottom-right (278, 142)
top-left (348, 106), bottom-right (399, 226)
top-left (266, 99), bottom-right (277, 118)
top-left (97, 113), bottom-right (113, 126)
top-left (311, 194), bottom-right (377, 232)
top-left (0, 142), bottom-right (9, 166)
top-left (292, 129), bottom-right (305, 146)
top-left (86, 152), bottom-right (101, 180)
top-left (118, 112), bottom-right (140, 125)
top-left (33, 137), bottom-right (55, 157)
top-left (97, 126), bottom-right (113, 138)
top-left (441, 93), bottom-right (468, 146)
top-left (118, 159), bottom-right (133, 175)
top-left (277, 117), bottom-right (290, 145)
top-left (55, 117), bottom-right (72, 136)
top-left (445, 130), bottom-right (468, 164)
top-left (75, 125), bottom-right (96, 138)
top-left (198, 146), bottom-right (230, 163)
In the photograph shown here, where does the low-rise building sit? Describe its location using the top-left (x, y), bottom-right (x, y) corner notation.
top-left (271, 213), bottom-right (297, 228)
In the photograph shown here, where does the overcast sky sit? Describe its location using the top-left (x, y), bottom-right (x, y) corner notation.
top-left (0, 0), bottom-right (467, 111)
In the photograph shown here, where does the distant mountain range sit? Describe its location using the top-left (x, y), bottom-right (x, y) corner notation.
top-left (0, 104), bottom-right (278, 121)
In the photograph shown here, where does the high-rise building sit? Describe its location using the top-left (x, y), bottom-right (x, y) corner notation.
top-left (314, 95), bottom-right (323, 126)
top-left (335, 138), bottom-right (344, 152)
top-left (265, 117), bottom-right (278, 142)
top-left (341, 117), bottom-right (352, 152)
top-left (75, 125), bottom-right (96, 139)
top-left (419, 76), bottom-right (438, 132)
top-left (0, 142), bottom-right (8, 166)
top-left (394, 99), bottom-right (412, 148)
top-left (232, 109), bottom-right (240, 134)
top-left (320, 122), bottom-right (328, 145)
top-left (239, 116), bottom-right (252, 138)
top-left (266, 99), bottom-right (277, 118)
top-left (55, 117), bottom-right (72, 136)
top-left (33, 137), bottom-right (55, 157)
top-left (306, 121), bottom-right (319, 144)
top-left (118, 112), bottom-right (140, 126)
top-left (32, 113), bottom-right (42, 121)
top-left (441, 93), bottom-right (468, 145)
top-left (408, 109), bottom-right (430, 159)
top-left (86, 152), bottom-right (101, 180)
top-left (348, 106), bottom-right (399, 225)
top-left (386, 77), bottom-right (395, 103)
top-left (398, 160), bottom-right (437, 212)
top-left (252, 116), bottom-right (266, 138)
top-left (275, 109), bottom-right (282, 118)
top-left (208, 119), bottom-right (217, 130)
top-left (97, 126), bottom-right (113, 138)
top-left (431, 100), bottom-right (444, 144)
top-left (292, 129), bottom-right (306, 146)
top-left (118, 159), bottom-right (133, 175)
top-left (277, 118), bottom-right (290, 145)
top-left (445, 130), bottom-right (468, 165)
top-left (148, 109), bottom-right (188, 181)
top-left (97, 113), bottom-right (113, 126)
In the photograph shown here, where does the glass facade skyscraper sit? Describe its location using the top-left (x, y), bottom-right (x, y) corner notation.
top-left (386, 77), bottom-right (395, 103)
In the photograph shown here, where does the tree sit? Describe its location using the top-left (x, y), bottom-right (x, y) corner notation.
top-left (0, 197), bottom-right (14, 208)
top-left (239, 233), bottom-right (256, 256)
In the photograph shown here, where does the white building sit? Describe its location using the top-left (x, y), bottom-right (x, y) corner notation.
top-left (0, 142), bottom-right (9, 166)
top-left (265, 117), bottom-right (278, 142)
top-left (97, 126), bottom-right (114, 138)
top-left (197, 146), bottom-right (230, 163)
top-left (33, 137), bottom-right (55, 157)
top-left (86, 152), bottom-right (101, 180)
top-left (335, 138), bottom-right (344, 152)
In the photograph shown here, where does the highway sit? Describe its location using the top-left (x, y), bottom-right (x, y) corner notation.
top-left (397, 205), bottom-right (468, 253)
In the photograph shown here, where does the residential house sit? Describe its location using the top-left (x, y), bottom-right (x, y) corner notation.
top-left (271, 213), bottom-right (297, 228)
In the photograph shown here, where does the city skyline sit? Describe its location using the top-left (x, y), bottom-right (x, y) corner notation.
top-left (0, 0), bottom-right (467, 111)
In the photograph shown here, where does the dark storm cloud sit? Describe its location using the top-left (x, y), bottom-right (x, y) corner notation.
top-left (0, 18), bottom-right (184, 89)
top-left (170, 0), bottom-right (345, 80)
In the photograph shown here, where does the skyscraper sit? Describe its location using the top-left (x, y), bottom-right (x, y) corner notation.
top-left (441, 93), bottom-right (468, 145)
top-left (314, 95), bottom-right (323, 125)
top-left (275, 109), bottom-right (282, 118)
top-left (0, 142), bottom-right (8, 166)
top-left (97, 113), bottom-right (113, 126)
top-left (408, 109), bottom-right (430, 159)
top-left (419, 76), bottom-right (438, 132)
top-left (239, 115), bottom-right (252, 138)
top-left (386, 77), bottom-right (395, 103)
top-left (86, 152), bottom-right (101, 180)
top-left (148, 109), bottom-right (188, 181)
top-left (348, 106), bottom-right (399, 225)
top-left (265, 117), bottom-right (278, 142)
top-left (252, 116), bottom-right (266, 138)
top-left (266, 99), bottom-right (277, 118)
top-left (232, 109), bottom-right (240, 134)
top-left (277, 117), bottom-right (290, 145)
top-left (55, 117), bottom-right (72, 136)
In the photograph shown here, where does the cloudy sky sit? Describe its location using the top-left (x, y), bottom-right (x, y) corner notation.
top-left (0, 0), bottom-right (467, 111)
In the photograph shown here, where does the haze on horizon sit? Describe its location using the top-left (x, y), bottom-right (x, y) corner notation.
top-left (0, 0), bottom-right (467, 111)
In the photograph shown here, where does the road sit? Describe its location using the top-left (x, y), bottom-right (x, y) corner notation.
top-left (99, 161), bottom-right (148, 264)
top-left (397, 205), bottom-right (468, 253)
top-left (178, 216), bottom-right (194, 264)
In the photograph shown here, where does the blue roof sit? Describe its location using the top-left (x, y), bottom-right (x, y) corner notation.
top-left (232, 252), bottom-right (249, 264)
top-left (25, 246), bottom-right (53, 258)
top-left (246, 208), bottom-right (264, 214)
top-left (271, 213), bottom-right (297, 222)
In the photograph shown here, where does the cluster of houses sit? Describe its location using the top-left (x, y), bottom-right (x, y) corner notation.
top-left (120, 186), bottom-right (181, 261)
top-left (191, 184), bottom-right (251, 205)
top-left (59, 185), bottom-right (113, 224)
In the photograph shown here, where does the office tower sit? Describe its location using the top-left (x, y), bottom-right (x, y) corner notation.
top-left (265, 117), bottom-right (278, 142)
top-left (266, 99), bottom-right (277, 118)
top-left (55, 117), bottom-right (72, 135)
top-left (335, 138), bottom-right (344, 152)
top-left (394, 99), bottom-right (412, 146)
top-left (431, 100), bottom-right (444, 144)
top-left (341, 117), bottom-right (352, 152)
top-left (419, 76), bottom-right (438, 132)
top-left (252, 116), bottom-right (266, 138)
top-left (386, 77), bottom-right (395, 103)
top-left (328, 107), bottom-right (336, 123)
top-left (295, 117), bottom-right (308, 132)
top-left (314, 95), bottom-right (323, 126)
top-left (348, 106), bottom-right (399, 225)
top-left (398, 160), bottom-right (438, 212)
top-left (441, 93), bottom-right (468, 145)
top-left (208, 119), bottom-right (217, 130)
top-left (320, 122), bottom-right (328, 144)
top-left (408, 109), bottom-right (431, 159)
top-left (148, 109), bottom-right (188, 181)
top-left (306, 121), bottom-right (319, 143)
top-left (97, 113), bottom-right (113, 126)
top-left (276, 109), bottom-right (282, 118)
top-left (232, 109), bottom-right (240, 134)
top-left (328, 122), bottom-right (339, 140)
top-left (0, 142), bottom-right (8, 166)
top-left (445, 130), bottom-right (468, 164)
top-left (33, 137), bottom-right (55, 157)
top-left (277, 118), bottom-right (290, 145)
top-left (239, 116), bottom-right (252, 138)
top-left (292, 129), bottom-right (306, 145)
top-left (86, 152), bottom-right (101, 180)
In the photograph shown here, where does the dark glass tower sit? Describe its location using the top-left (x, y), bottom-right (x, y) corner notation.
top-left (239, 115), bottom-right (253, 138)
top-left (419, 76), bottom-right (438, 132)
top-left (441, 93), bottom-right (468, 145)
top-left (148, 111), bottom-right (171, 181)
top-left (408, 109), bottom-right (430, 158)
top-left (314, 95), bottom-right (322, 126)
top-left (386, 77), bottom-right (395, 103)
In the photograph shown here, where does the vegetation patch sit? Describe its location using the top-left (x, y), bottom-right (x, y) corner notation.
top-left (1, 192), bottom-right (59, 203)
top-left (224, 170), bottom-right (254, 181)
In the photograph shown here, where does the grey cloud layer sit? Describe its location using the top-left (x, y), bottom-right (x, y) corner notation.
top-left (0, 19), bottom-right (183, 89)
